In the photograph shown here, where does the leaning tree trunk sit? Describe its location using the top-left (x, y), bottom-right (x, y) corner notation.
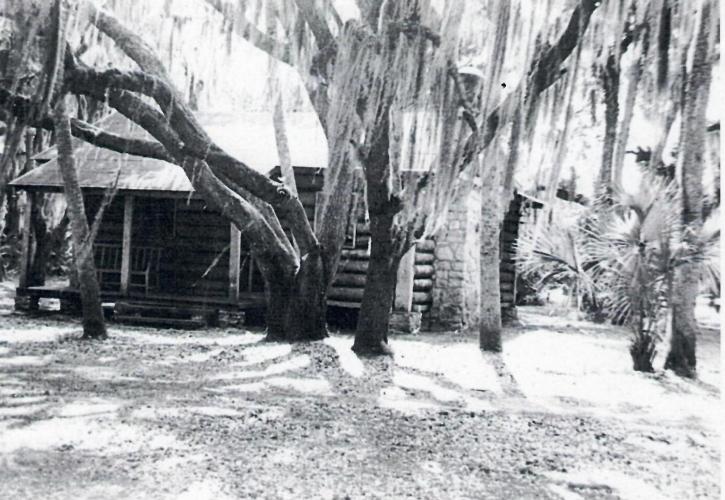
top-left (353, 213), bottom-right (401, 355)
top-left (53, 99), bottom-right (107, 340)
top-left (665, 1), bottom-right (714, 377)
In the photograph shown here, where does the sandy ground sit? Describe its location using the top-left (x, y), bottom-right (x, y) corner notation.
top-left (0, 285), bottom-right (721, 499)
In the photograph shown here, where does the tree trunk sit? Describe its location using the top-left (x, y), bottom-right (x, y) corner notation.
top-left (353, 214), bottom-right (400, 355)
top-left (612, 49), bottom-right (643, 188)
top-left (28, 195), bottom-right (49, 286)
top-left (262, 249), bottom-right (329, 342)
top-left (353, 115), bottom-right (402, 355)
top-left (479, 162), bottom-right (503, 352)
top-left (285, 248), bottom-right (328, 340)
top-left (53, 99), bottom-right (107, 340)
top-left (665, 0), bottom-right (714, 377)
top-left (596, 52), bottom-right (620, 203)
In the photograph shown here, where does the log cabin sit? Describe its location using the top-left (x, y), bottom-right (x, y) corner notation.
top-left (10, 112), bottom-right (541, 330)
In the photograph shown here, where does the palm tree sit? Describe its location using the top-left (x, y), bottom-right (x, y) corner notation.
top-left (517, 175), bottom-right (720, 372)
top-left (516, 209), bottom-right (598, 315)
top-left (587, 179), bottom-right (679, 371)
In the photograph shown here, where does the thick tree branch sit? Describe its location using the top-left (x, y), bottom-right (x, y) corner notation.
top-left (456, 0), bottom-right (600, 175)
top-left (83, 3), bottom-right (171, 80)
top-left (64, 27), bottom-right (318, 253)
top-left (1, 85), bottom-right (171, 160)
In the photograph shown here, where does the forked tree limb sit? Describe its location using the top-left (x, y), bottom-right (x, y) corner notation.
top-left (1, 87), bottom-right (170, 160)
top-left (461, 0), bottom-right (601, 173)
top-left (81, 2), bottom-right (319, 256)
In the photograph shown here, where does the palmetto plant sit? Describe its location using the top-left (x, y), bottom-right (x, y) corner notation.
top-left (586, 178), bottom-right (680, 371)
top-left (517, 174), bottom-right (720, 372)
top-left (516, 209), bottom-right (599, 314)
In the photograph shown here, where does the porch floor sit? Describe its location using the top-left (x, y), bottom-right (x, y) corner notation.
top-left (15, 285), bottom-right (265, 311)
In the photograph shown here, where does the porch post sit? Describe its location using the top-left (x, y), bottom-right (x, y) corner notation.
top-left (120, 194), bottom-right (134, 295)
top-left (390, 244), bottom-right (420, 334)
top-left (229, 224), bottom-right (241, 301)
top-left (394, 245), bottom-right (416, 312)
top-left (18, 191), bottom-right (33, 289)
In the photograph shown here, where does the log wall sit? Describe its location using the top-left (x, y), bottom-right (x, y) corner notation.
top-left (278, 166), bottom-right (436, 312)
top-left (499, 195), bottom-right (522, 322)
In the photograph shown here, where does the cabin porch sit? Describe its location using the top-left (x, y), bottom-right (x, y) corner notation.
top-left (14, 191), bottom-right (266, 325)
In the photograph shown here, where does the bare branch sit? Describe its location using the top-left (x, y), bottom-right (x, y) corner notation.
top-left (204, 0), bottom-right (293, 64)
top-left (0, 85), bottom-right (171, 160)
top-left (294, 0), bottom-right (336, 52)
top-left (459, 0), bottom-right (601, 173)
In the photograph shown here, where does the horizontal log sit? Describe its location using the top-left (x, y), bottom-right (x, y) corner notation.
top-left (413, 278), bottom-right (433, 291)
top-left (415, 239), bottom-right (436, 253)
top-left (340, 248), bottom-right (371, 260)
top-left (338, 260), bottom-right (368, 274)
top-left (332, 273), bottom-right (367, 287)
top-left (354, 235), bottom-right (370, 248)
top-left (414, 253), bottom-right (434, 264)
top-left (500, 281), bottom-right (515, 292)
top-left (414, 264), bottom-right (434, 278)
top-left (412, 291), bottom-right (432, 304)
top-left (328, 286), bottom-right (364, 302)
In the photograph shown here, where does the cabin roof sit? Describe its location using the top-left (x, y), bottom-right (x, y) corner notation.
top-left (10, 111), bottom-right (327, 192)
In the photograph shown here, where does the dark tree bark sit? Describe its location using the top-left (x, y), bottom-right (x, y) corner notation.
top-left (353, 119), bottom-right (406, 355)
top-left (53, 98), bottom-right (107, 340)
top-left (479, 164), bottom-right (503, 352)
top-left (353, 214), bottom-right (401, 355)
top-left (597, 51), bottom-right (620, 202)
top-left (664, 0), bottom-right (715, 377)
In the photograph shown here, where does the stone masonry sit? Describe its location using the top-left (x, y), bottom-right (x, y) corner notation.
top-left (428, 184), bottom-right (481, 331)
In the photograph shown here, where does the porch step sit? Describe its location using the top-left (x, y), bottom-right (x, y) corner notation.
top-left (113, 314), bottom-right (206, 329)
top-left (113, 300), bottom-right (219, 328)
